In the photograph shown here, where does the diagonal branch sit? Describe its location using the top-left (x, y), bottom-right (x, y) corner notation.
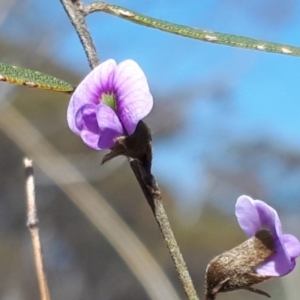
top-left (85, 2), bottom-right (300, 57)
top-left (60, 0), bottom-right (99, 69)
top-left (60, 0), bottom-right (199, 299)
top-left (130, 160), bottom-right (199, 300)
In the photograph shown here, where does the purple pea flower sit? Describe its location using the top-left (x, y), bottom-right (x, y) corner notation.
top-left (205, 195), bottom-right (300, 299)
top-left (235, 195), bottom-right (300, 277)
top-left (67, 59), bottom-right (153, 150)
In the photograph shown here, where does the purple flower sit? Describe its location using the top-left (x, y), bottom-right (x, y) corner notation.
top-left (235, 195), bottom-right (300, 277)
top-left (67, 59), bottom-right (153, 150)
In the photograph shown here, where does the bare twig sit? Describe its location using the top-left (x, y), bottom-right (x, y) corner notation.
top-left (60, 0), bottom-right (99, 69)
top-left (23, 158), bottom-right (51, 300)
top-left (60, 1), bottom-right (199, 299)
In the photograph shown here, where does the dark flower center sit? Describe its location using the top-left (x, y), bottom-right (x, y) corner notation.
top-left (255, 229), bottom-right (275, 252)
top-left (101, 93), bottom-right (117, 111)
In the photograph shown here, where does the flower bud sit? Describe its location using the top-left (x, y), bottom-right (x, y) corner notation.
top-left (102, 121), bottom-right (160, 197)
top-left (102, 120), bottom-right (152, 168)
top-left (205, 229), bottom-right (274, 299)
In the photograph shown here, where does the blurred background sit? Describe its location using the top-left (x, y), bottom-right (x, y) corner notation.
top-left (0, 0), bottom-right (300, 299)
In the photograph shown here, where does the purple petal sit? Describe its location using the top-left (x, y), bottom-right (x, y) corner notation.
top-left (235, 195), bottom-right (260, 237)
top-left (253, 201), bottom-right (299, 276)
top-left (96, 104), bottom-right (124, 149)
top-left (282, 234), bottom-right (300, 259)
top-left (256, 247), bottom-right (289, 276)
top-left (254, 201), bottom-right (292, 276)
top-left (256, 238), bottom-right (296, 277)
top-left (114, 60), bottom-right (153, 134)
top-left (75, 104), bottom-right (101, 150)
top-left (235, 195), bottom-right (300, 277)
top-left (254, 201), bottom-right (281, 236)
top-left (67, 59), bottom-right (117, 134)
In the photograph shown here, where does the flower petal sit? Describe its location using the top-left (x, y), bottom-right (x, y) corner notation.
top-left (254, 202), bottom-right (299, 276)
top-left (114, 60), bottom-right (153, 134)
top-left (282, 234), bottom-right (300, 259)
top-left (235, 195), bottom-right (300, 277)
top-left (75, 104), bottom-right (101, 150)
top-left (254, 200), bottom-right (281, 236)
top-left (96, 104), bottom-right (124, 149)
top-left (256, 241), bottom-right (295, 276)
top-left (235, 195), bottom-right (260, 237)
top-left (67, 59), bottom-right (117, 134)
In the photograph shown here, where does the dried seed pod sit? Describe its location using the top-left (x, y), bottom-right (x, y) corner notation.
top-left (205, 229), bottom-right (275, 300)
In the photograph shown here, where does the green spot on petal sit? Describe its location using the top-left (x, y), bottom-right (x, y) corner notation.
top-left (101, 93), bottom-right (116, 110)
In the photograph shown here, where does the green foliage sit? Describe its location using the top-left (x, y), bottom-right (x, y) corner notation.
top-left (94, 3), bottom-right (300, 57)
top-left (0, 62), bottom-right (74, 93)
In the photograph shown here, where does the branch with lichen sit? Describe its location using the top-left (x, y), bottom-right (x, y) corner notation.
top-left (60, 0), bottom-right (199, 299)
top-left (84, 2), bottom-right (300, 57)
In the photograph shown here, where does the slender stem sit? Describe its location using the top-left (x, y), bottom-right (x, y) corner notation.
top-left (60, 0), bottom-right (99, 69)
top-left (130, 160), bottom-right (199, 300)
top-left (85, 2), bottom-right (300, 57)
top-left (60, 1), bottom-right (199, 298)
top-left (154, 200), bottom-right (198, 300)
top-left (24, 158), bottom-right (51, 300)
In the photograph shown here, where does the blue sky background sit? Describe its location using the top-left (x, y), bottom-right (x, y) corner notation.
top-left (3, 0), bottom-right (300, 209)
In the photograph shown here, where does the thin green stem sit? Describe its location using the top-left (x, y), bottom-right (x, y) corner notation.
top-left (61, 1), bottom-right (200, 298)
top-left (131, 160), bottom-right (199, 300)
top-left (85, 2), bottom-right (300, 57)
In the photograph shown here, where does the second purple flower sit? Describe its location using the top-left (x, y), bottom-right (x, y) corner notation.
top-left (205, 195), bottom-right (300, 299)
top-left (67, 59), bottom-right (153, 150)
top-left (236, 195), bottom-right (300, 277)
